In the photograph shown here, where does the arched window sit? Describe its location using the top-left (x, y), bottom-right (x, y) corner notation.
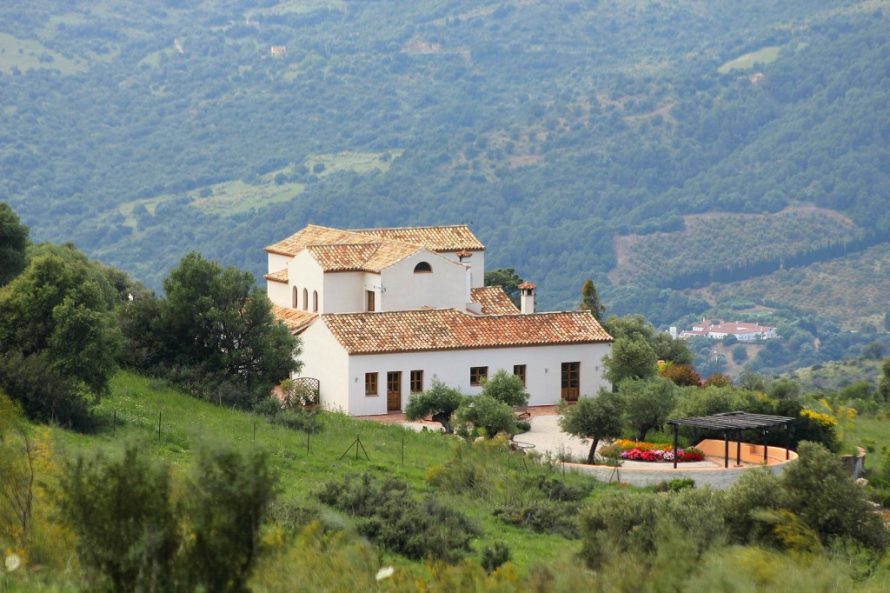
top-left (312, 290), bottom-right (318, 312)
top-left (414, 261), bottom-right (432, 273)
top-left (292, 286), bottom-right (299, 308)
top-left (303, 288), bottom-right (309, 311)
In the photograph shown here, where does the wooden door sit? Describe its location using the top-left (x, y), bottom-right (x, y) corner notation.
top-left (387, 371), bottom-right (402, 412)
top-left (561, 362), bottom-right (580, 401)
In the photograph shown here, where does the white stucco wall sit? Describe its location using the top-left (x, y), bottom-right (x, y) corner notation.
top-left (319, 272), bottom-right (365, 313)
top-left (267, 253), bottom-right (291, 274)
top-left (286, 251), bottom-right (324, 312)
top-left (343, 341), bottom-right (612, 415)
top-left (380, 249), bottom-right (467, 311)
top-left (267, 281), bottom-right (290, 308)
top-left (437, 251), bottom-right (485, 288)
top-left (296, 320), bottom-right (351, 413)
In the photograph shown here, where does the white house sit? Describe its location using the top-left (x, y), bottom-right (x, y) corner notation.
top-left (265, 224), bottom-right (612, 415)
top-left (679, 319), bottom-right (778, 342)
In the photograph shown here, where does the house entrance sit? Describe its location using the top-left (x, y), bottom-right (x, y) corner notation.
top-left (387, 371), bottom-right (402, 412)
top-left (561, 362), bottom-right (580, 401)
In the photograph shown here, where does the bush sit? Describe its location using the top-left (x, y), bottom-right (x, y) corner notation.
top-left (456, 395), bottom-right (517, 437)
top-left (59, 446), bottom-right (180, 593)
top-left (359, 496), bottom-right (479, 562)
top-left (405, 379), bottom-right (465, 433)
top-left (317, 474), bottom-right (479, 562)
top-left (721, 468), bottom-right (788, 545)
top-left (480, 542), bottom-right (511, 574)
top-left (494, 500), bottom-right (580, 538)
top-left (270, 407), bottom-right (322, 433)
top-left (183, 446), bottom-right (279, 593)
top-left (659, 362), bottom-right (702, 387)
top-left (782, 442), bottom-right (887, 550)
top-left (580, 488), bottom-right (726, 569)
top-left (481, 369), bottom-right (529, 407)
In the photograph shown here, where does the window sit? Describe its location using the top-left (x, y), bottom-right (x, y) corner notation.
top-left (413, 261), bottom-right (432, 273)
top-left (470, 366), bottom-right (488, 386)
top-left (365, 372), bottom-right (378, 396)
top-left (292, 286), bottom-right (299, 308)
top-left (312, 290), bottom-right (318, 312)
top-left (561, 362), bottom-right (580, 401)
top-left (366, 290), bottom-right (376, 312)
top-left (513, 364), bottom-right (526, 387)
top-left (410, 370), bottom-right (424, 393)
top-left (303, 288), bottom-right (309, 311)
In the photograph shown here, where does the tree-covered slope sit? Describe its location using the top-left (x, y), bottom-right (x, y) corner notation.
top-left (1, 0), bottom-right (888, 316)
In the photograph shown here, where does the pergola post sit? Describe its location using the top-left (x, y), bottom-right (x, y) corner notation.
top-left (785, 424), bottom-right (790, 460)
top-left (723, 432), bottom-right (729, 468)
top-left (762, 430), bottom-right (769, 464)
top-left (673, 424), bottom-right (679, 469)
top-left (736, 430), bottom-right (742, 466)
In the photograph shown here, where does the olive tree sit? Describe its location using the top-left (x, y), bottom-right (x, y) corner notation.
top-left (405, 379), bottom-right (466, 433)
top-left (559, 391), bottom-right (624, 464)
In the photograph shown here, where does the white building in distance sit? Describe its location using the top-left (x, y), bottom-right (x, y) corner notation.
top-left (680, 319), bottom-right (778, 342)
top-left (264, 224), bottom-right (613, 415)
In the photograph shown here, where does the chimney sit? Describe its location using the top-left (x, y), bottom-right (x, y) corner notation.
top-left (518, 282), bottom-right (536, 315)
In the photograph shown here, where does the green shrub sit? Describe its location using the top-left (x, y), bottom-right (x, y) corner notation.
top-left (650, 478), bottom-right (696, 493)
top-left (270, 407), bottom-right (322, 433)
top-left (530, 475), bottom-right (591, 502)
top-left (481, 369), bottom-right (529, 407)
top-left (358, 495), bottom-right (479, 563)
top-left (405, 379), bottom-right (465, 433)
top-left (782, 441), bottom-right (887, 550)
top-left (456, 395), bottom-right (517, 437)
top-left (480, 542), bottom-right (512, 574)
top-left (183, 446), bottom-right (279, 593)
top-left (580, 487), bottom-right (726, 569)
top-left (317, 474), bottom-right (479, 562)
top-left (59, 446), bottom-right (180, 593)
top-left (494, 500), bottom-right (580, 538)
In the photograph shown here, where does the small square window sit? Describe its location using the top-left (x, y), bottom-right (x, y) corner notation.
top-left (470, 366), bottom-right (488, 386)
top-left (365, 372), bottom-right (378, 396)
top-left (410, 370), bottom-right (424, 393)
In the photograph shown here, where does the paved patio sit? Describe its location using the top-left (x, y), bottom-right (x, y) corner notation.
top-left (514, 414), bottom-right (721, 468)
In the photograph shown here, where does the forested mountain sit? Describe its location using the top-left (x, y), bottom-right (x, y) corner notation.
top-left (2, 0), bottom-right (889, 357)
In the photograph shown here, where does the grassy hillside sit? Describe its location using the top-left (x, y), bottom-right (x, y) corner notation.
top-left (50, 371), bottom-right (597, 573)
top-left (1, 0), bottom-right (889, 317)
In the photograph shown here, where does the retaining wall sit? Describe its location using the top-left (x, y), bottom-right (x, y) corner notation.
top-left (565, 440), bottom-right (799, 490)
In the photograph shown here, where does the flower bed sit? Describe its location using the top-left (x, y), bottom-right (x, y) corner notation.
top-left (600, 440), bottom-right (705, 463)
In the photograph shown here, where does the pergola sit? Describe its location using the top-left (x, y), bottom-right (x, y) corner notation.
top-left (666, 411), bottom-right (796, 469)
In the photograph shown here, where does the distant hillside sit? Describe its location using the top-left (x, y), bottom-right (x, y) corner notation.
top-left (787, 357), bottom-right (886, 393)
top-left (689, 243), bottom-right (890, 332)
top-left (610, 206), bottom-right (866, 288)
top-left (2, 0), bottom-right (889, 321)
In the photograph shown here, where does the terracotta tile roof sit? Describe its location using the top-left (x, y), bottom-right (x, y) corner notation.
top-left (322, 309), bottom-right (612, 355)
top-left (271, 305), bottom-right (318, 333)
top-left (306, 241), bottom-right (420, 273)
top-left (352, 225), bottom-right (484, 252)
top-left (471, 287), bottom-right (520, 315)
top-left (265, 224), bottom-right (379, 256)
top-left (264, 269), bottom-right (289, 283)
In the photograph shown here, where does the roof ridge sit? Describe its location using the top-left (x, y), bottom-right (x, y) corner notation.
top-left (351, 224), bottom-right (471, 231)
